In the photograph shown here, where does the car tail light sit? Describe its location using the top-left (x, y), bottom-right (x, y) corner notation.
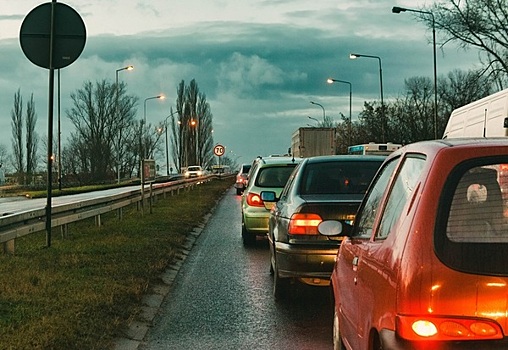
top-left (246, 192), bottom-right (264, 207)
top-left (396, 315), bottom-right (503, 341)
top-left (288, 213), bottom-right (322, 235)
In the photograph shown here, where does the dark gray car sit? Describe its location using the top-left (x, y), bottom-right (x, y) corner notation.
top-left (263, 155), bottom-right (385, 300)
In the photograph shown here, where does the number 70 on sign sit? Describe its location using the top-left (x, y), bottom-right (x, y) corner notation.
top-left (214, 144), bottom-right (225, 157)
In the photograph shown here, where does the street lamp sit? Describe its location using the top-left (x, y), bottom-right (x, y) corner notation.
top-left (310, 101), bottom-right (326, 123)
top-left (159, 110), bottom-right (181, 176)
top-left (327, 78), bottom-right (352, 145)
top-left (144, 95), bottom-right (164, 124)
top-left (349, 53), bottom-right (385, 142)
top-left (308, 115), bottom-right (319, 126)
top-left (392, 6), bottom-right (438, 139)
top-left (115, 65), bottom-right (134, 183)
top-left (142, 95), bottom-right (165, 159)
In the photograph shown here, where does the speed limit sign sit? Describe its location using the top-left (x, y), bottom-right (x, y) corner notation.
top-left (214, 144), bottom-right (225, 156)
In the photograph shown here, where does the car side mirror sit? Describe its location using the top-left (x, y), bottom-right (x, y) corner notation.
top-left (260, 191), bottom-right (277, 202)
top-left (318, 220), bottom-right (344, 236)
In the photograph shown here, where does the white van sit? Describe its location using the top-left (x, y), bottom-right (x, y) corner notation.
top-left (443, 88), bottom-right (508, 138)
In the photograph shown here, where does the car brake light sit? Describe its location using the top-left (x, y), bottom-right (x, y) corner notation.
top-left (397, 315), bottom-right (503, 341)
top-left (288, 213), bottom-right (322, 235)
top-left (246, 193), bottom-right (264, 207)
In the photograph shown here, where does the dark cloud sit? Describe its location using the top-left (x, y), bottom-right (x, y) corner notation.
top-left (0, 17), bottom-right (481, 168)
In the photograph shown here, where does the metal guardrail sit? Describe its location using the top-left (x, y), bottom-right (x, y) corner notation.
top-left (0, 174), bottom-right (231, 254)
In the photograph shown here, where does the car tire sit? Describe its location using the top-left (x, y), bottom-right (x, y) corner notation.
top-left (333, 308), bottom-right (346, 350)
top-left (269, 241), bottom-right (275, 275)
top-left (273, 257), bottom-right (289, 300)
top-left (242, 225), bottom-right (256, 246)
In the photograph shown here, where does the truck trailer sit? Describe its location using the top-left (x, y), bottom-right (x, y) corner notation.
top-left (443, 88), bottom-right (508, 138)
top-left (290, 127), bottom-right (336, 158)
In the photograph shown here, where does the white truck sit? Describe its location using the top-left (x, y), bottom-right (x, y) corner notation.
top-left (290, 127), bottom-right (336, 158)
top-left (443, 88), bottom-right (508, 138)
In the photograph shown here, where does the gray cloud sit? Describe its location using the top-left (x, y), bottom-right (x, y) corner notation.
top-left (0, 14), bottom-right (481, 168)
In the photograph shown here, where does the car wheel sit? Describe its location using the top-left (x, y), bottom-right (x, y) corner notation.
top-left (333, 308), bottom-right (346, 350)
top-left (273, 257), bottom-right (289, 300)
top-left (242, 225), bottom-right (256, 246)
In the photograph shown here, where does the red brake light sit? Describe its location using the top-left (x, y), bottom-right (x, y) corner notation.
top-left (397, 315), bottom-right (503, 341)
top-left (288, 213), bottom-right (322, 235)
top-left (246, 192), bottom-right (264, 207)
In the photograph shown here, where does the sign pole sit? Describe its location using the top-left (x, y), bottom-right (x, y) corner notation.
top-left (45, 0), bottom-right (57, 247)
top-left (20, 1), bottom-right (86, 248)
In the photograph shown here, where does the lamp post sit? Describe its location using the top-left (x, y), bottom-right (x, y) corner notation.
top-left (190, 118), bottom-right (198, 165)
top-left (310, 101), bottom-right (326, 124)
top-left (392, 6), bottom-right (438, 139)
top-left (327, 78), bottom-right (352, 145)
top-left (349, 53), bottom-right (385, 142)
top-left (115, 65), bottom-right (133, 183)
top-left (142, 95), bottom-right (164, 159)
top-left (160, 110), bottom-right (181, 176)
top-left (308, 115), bottom-right (319, 126)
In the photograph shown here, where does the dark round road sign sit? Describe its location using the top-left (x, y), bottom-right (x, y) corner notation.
top-left (214, 144), bottom-right (225, 157)
top-left (20, 2), bottom-right (86, 69)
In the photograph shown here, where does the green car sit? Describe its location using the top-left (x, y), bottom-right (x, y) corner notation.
top-left (241, 156), bottom-right (301, 246)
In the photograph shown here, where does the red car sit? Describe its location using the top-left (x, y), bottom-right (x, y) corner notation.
top-left (323, 138), bottom-right (508, 349)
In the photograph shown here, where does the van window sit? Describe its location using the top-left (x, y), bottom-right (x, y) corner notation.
top-left (436, 161), bottom-right (508, 276)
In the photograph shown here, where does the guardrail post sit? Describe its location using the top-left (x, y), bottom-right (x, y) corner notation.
top-left (3, 240), bottom-right (15, 255)
top-left (149, 183), bottom-right (153, 214)
top-left (60, 224), bottom-right (68, 239)
top-left (95, 214), bottom-right (102, 227)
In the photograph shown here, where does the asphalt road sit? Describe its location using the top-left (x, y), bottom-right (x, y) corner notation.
top-left (139, 187), bottom-right (333, 350)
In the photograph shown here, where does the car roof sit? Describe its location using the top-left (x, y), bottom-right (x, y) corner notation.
top-left (386, 137), bottom-right (508, 161)
top-left (253, 156), bottom-right (301, 167)
top-left (302, 155), bottom-right (387, 163)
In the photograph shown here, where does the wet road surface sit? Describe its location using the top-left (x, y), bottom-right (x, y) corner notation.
top-left (140, 187), bottom-right (333, 349)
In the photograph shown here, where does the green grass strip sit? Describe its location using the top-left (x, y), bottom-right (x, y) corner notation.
top-left (0, 178), bottom-right (234, 349)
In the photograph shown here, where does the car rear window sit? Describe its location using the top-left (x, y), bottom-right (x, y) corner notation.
top-left (299, 160), bottom-right (383, 195)
top-left (256, 165), bottom-right (296, 187)
top-left (241, 165), bottom-right (251, 174)
top-left (436, 160), bottom-right (508, 276)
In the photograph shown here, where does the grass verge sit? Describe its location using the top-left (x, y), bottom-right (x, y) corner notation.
top-left (0, 177), bottom-right (234, 349)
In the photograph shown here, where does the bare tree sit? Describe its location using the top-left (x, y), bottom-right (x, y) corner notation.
top-left (10, 89), bottom-right (24, 184)
top-left (26, 93), bottom-right (38, 185)
top-left (66, 80), bottom-right (138, 183)
top-left (170, 79), bottom-right (214, 173)
top-left (438, 69), bottom-right (493, 129)
top-left (196, 92), bottom-right (214, 169)
top-left (111, 82), bottom-right (138, 180)
top-left (340, 69), bottom-right (495, 148)
top-left (0, 144), bottom-right (8, 171)
top-left (426, 0), bottom-right (508, 88)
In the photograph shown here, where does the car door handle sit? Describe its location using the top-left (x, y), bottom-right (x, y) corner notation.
top-left (352, 256), bottom-right (359, 266)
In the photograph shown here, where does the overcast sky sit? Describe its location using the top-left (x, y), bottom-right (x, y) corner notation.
top-left (0, 0), bottom-right (481, 171)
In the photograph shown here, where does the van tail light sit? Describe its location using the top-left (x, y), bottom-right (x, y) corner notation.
top-left (288, 213), bottom-right (322, 235)
top-left (396, 315), bottom-right (503, 341)
top-left (246, 192), bottom-right (264, 207)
